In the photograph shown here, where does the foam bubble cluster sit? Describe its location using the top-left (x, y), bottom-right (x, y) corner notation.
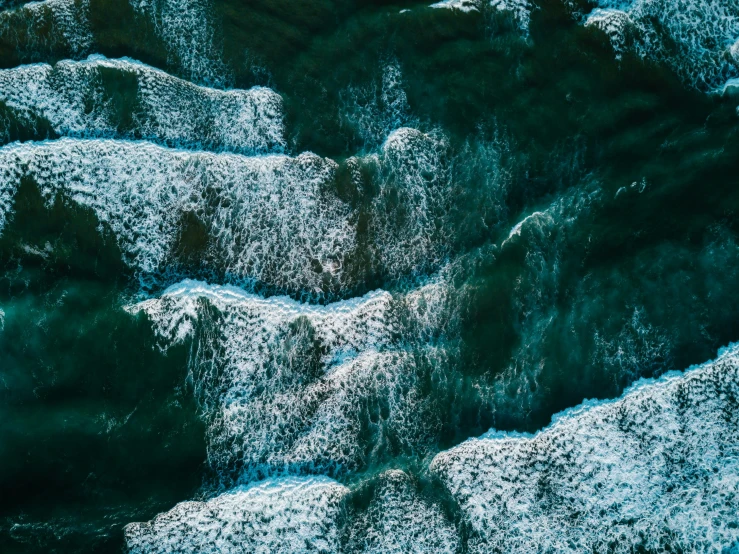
top-left (430, 0), bottom-right (480, 13)
top-left (344, 470), bottom-right (460, 554)
top-left (0, 139), bottom-right (353, 294)
top-left (0, 56), bottom-right (285, 153)
top-left (583, 0), bottom-right (739, 89)
top-left (431, 344), bottom-right (739, 553)
top-left (584, 8), bottom-right (633, 56)
top-left (124, 476), bottom-right (348, 554)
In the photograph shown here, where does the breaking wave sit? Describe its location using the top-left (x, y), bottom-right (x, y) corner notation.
top-left (0, 0), bottom-right (92, 58)
top-left (582, 0), bottom-right (739, 89)
top-left (127, 276), bottom-right (456, 484)
top-left (430, 0), bottom-right (531, 31)
top-left (0, 56), bottom-right (285, 153)
top-left (0, 123), bottom-right (513, 294)
top-left (431, 343), bottom-right (739, 553)
top-left (343, 470), bottom-right (460, 554)
top-left (129, 0), bottom-right (227, 85)
top-left (0, 139), bottom-right (353, 295)
top-left (125, 476), bottom-right (348, 554)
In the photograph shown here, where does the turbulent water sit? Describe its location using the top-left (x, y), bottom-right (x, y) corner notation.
top-left (1, 0), bottom-right (739, 552)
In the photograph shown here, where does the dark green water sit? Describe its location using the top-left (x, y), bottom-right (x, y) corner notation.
top-left (0, 0), bottom-right (738, 551)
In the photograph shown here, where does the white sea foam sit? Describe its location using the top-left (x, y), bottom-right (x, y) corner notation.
top-left (430, 0), bottom-right (480, 13)
top-left (720, 77), bottom-right (739, 96)
top-left (129, 280), bottom-right (396, 478)
top-left (341, 61), bottom-right (417, 149)
top-left (0, 0), bottom-right (92, 56)
top-left (128, 273), bottom-right (458, 481)
top-left (429, 0), bottom-right (532, 32)
top-left (584, 8), bottom-right (633, 57)
top-left (130, 279), bottom-right (394, 372)
top-left (354, 127), bottom-right (453, 280)
top-left (340, 124), bottom-right (517, 286)
top-left (431, 343), bottom-right (739, 553)
top-left (500, 210), bottom-right (547, 247)
top-left (0, 163), bottom-right (14, 229)
top-left (0, 139), bottom-right (353, 294)
top-left (584, 0), bottom-right (739, 89)
top-left (430, 0), bottom-right (530, 29)
top-left (0, 56), bottom-right (285, 154)
top-left (345, 470), bottom-right (460, 554)
top-left (215, 349), bottom-right (435, 479)
top-left (129, 0), bottom-right (227, 85)
top-left (124, 476), bottom-right (348, 554)
top-left (490, 0), bottom-right (531, 30)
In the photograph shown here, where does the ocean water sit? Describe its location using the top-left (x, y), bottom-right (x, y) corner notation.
top-left (1, 0), bottom-right (739, 552)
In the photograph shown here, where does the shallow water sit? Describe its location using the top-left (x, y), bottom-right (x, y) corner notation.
top-left (0, 0), bottom-right (739, 551)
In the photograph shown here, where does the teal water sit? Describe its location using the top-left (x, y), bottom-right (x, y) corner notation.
top-left (0, 0), bottom-right (738, 552)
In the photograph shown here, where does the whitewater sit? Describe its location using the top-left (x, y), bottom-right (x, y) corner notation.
top-left (1, 0), bottom-right (738, 551)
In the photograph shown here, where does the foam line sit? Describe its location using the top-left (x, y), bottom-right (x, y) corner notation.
top-left (500, 210), bottom-right (547, 247)
top-left (129, 279), bottom-right (393, 367)
top-left (430, 0), bottom-right (480, 13)
top-left (429, 0), bottom-right (530, 30)
top-left (128, 274), bottom-right (457, 481)
top-left (128, 280), bottom-right (398, 479)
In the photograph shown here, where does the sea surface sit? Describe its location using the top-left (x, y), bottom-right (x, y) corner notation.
top-left (0, 0), bottom-right (738, 552)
